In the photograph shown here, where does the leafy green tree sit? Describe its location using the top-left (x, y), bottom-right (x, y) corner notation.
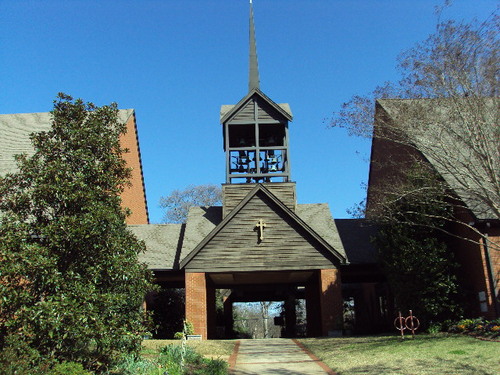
top-left (374, 166), bottom-right (463, 326)
top-left (0, 94), bottom-right (153, 373)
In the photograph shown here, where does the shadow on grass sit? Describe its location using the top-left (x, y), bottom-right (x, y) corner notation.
top-left (425, 357), bottom-right (497, 375)
top-left (305, 333), bottom-right (460, 351)
top-left (340, 361), bottom-right (496, 375)
top-left (321, 359), bottom-right (495, 375)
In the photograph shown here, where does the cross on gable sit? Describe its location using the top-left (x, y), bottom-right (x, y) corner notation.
top-left (255, 219), bottom-right (267, 241)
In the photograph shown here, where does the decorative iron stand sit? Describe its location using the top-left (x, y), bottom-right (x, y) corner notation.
top-left (394, 310), bottom-right (420, 339)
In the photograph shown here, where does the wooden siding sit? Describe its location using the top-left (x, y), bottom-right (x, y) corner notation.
top-left (256, 97), bottom-right (283, 121)
top-left (232, 100), bottom-right (255, 122)
top-left (223, 183), bottom-right (296, 217)
top-left (229, 97), bottom-right (287, 123)
top-left (186, 191), bottom-right (335, 272)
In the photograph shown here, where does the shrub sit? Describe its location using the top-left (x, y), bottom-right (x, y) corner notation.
top-left (108, 355), bottom-right (148, 375)
top-left (159, 344), bottom-right (228, 375)
top-left (202, 358), bottom-right (228, 375)
top-left (427, 322), bottom-right (442, 334)
top-left (0, 334), bottom-right (54, 375)
top-left (49, 362), bottom-right (94, 375)
top-left (174, 331), bottom-right (185, 340)
top-left (174, 320), bottom-right (194, 340)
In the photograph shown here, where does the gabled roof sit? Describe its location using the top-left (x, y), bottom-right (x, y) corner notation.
top-left (180, 184), bottom-right (347, 269)
top-left (220, 89), bottom-right (293, 123)
top-left (376, 98), bottom-right (499, 221)
top-left (0, 110), bottom-right (135, 177)
top-left (335, 219), bottom-right (378, 264)
top-left (180, 206), bottom-right (223, 263)
top-left (128, 224), bottom-right (183, 270)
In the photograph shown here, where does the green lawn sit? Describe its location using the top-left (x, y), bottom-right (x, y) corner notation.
top-left (300, 334), bottom-right (500, 375)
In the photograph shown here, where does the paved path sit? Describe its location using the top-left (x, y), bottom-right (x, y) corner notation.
top-left (229, 338), bottom-right (336, 375)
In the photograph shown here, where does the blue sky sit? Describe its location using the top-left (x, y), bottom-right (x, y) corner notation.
top-left (1, 0), bottom-right (497, 223)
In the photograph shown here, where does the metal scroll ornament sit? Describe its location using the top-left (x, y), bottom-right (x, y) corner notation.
top-left (394, 310), bottom-right (420, 339)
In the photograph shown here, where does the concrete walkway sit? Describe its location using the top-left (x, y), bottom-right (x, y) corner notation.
top-left (229, 338), bottom-right (336, 375)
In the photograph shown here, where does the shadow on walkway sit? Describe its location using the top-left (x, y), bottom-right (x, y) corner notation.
top-left (229, 338), bottom-right (336, 375)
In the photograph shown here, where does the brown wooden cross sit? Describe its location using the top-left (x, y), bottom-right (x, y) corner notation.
top-left (255, 219), bottom-right (267, 241)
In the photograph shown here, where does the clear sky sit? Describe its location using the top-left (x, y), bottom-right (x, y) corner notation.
top-left (1, 0), bottom-right (497, 223)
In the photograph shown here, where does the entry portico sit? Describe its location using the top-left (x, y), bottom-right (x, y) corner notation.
top-left (181, 184), bottom-right (347, 338)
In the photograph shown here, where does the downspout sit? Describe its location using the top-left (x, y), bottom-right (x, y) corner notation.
top-left (483, 225), bottom-right (500, 317)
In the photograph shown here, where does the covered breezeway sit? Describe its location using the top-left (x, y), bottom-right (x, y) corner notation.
top-left (185, 269), bottom-right (343, 339)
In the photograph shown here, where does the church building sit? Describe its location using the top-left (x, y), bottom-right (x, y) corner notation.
top-left (1, 2), bottom-right (497, 339)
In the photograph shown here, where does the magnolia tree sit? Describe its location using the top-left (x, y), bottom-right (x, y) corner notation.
top-left (0, 94), bottom-right (153, 373)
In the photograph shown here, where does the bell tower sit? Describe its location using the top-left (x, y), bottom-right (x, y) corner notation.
top-left (220, 0), bottom-right (293, 184)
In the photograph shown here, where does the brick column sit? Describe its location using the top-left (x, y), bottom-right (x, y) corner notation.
top-left (185, 272), bottom-right (208, 339)
top-left (319, 268), bottom-right (343, 336)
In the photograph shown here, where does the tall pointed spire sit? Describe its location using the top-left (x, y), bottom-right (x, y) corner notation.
top-left (248, 0), bottom-right (260, 92)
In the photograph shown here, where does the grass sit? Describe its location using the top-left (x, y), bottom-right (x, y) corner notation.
top-left (141, 339), bottom-right (236, 361)
top-left (300, 333), bottom-right (500, 375)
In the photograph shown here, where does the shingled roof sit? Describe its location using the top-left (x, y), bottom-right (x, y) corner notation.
top-left (128, 224), bottom-right (184, 270)
top-left (377, 98), bottom-right (499, 221)
top-left (0, 110), bottom-right (135, 177)
top-left (335, 219), bottom-right (378, 264)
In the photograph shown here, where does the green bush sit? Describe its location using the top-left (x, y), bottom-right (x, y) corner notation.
top-left (174, 320), bottom-right (194, 340)
top-left (0, 335), bottom-right (54, 375)
top-left (158, 344), bottom-right (228, 375)
top-left (174, 331), bottom-right (185, 339)
top-left (427, 322), bottom-right (442, 334)
top-left (202, 358), bottom-right (228, 375)
top-left (49, 362), bottom-right (94, 375)
top-left (108, 354), bottom-right (157, 375)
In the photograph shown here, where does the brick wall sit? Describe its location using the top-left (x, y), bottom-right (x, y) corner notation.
top-left (120, 113), bottom-right (149, 225)
top-left (185, 272), bottom-right (208, 339)
top-left (450, 222), bottom-right (496, 318)
top-left (319, 268), bottom-right (343, 335)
